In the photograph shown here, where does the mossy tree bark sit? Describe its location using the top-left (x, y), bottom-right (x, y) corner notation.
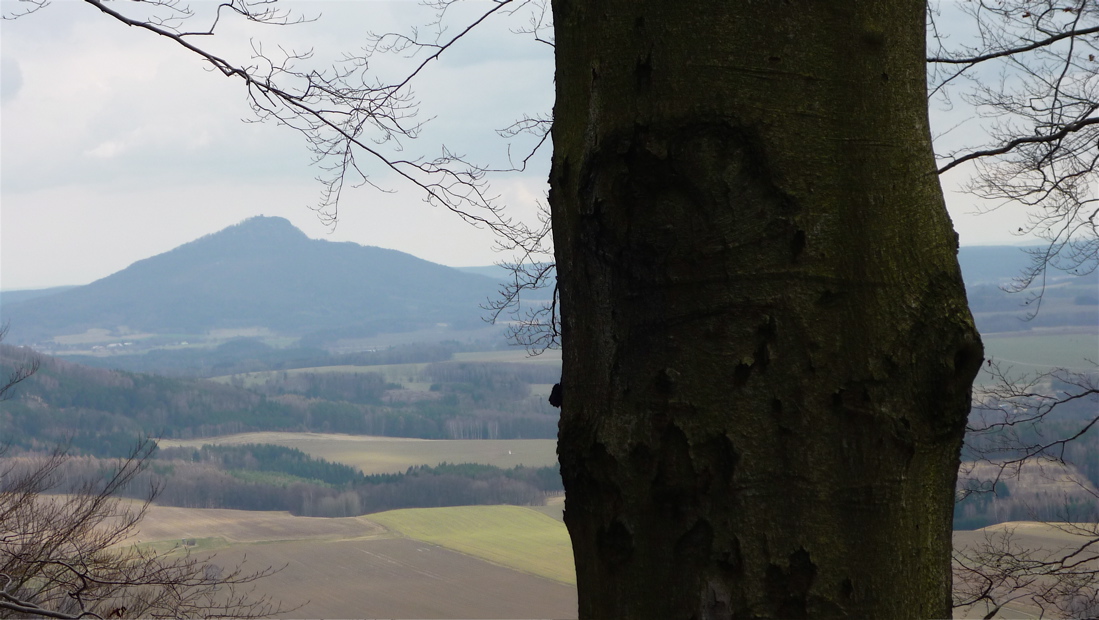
top-left (549, 1), bottom-right (984, 618)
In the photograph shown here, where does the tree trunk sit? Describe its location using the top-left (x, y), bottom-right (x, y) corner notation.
top-left (549, 1), bottom-right (983, 618)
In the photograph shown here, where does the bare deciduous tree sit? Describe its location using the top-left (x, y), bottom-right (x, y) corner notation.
top-left (927, 6), bottom-right (1099, 615)
top-left (4, 0), bottom-right (1097, 617)
top-left (0, 348), bottom-right (286, 620)
top-left (929, 0), bottom-right (1099, 298)
top-left (954, 362), bottom-right (1099, 617)
top-left (0, 325), bottom-right (38, 403)
top-left (0, 441), bottom-right (287, 619)
top-left (954, 522), bottom-right (1099, 619)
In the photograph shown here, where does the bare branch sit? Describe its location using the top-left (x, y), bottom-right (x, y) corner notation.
top-left (929, 0), bottom-right (1099, 291)
top-left (929, 25), bottom-right (1099, 65)
top-left (937, 113), bottom-right (1099, 175)
top-left (0, 440), bottom-right (288, 618)
top-left (0, 325), bottom-right (38, 402)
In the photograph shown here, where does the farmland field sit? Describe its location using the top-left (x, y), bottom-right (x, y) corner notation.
top-left (128, 503), bottom-right (578, 619)
top-left (211, 347), bottom-right (562, 389)
top-left (127, 505), bottom-right (388, 545)
top-left (370, 505), bottom-right (575, 584)
top-left (121, 504), bottom-right (1091, 618)
top-left (953, 522), bottom-right (1099, 619)
top-left (158, 432), bottom-right (559, 474)
top-left (453, 349), bottom-right (563, 365)
top-left (211, 363), bottom-right (431, 388)
top-left (981, 329), bottom-right (1098, 373)
top-left (210, 537), bottom-right (577, 619)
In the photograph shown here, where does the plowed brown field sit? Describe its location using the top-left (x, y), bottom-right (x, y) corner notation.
top-left (211, 537), bottom-right (577, 619)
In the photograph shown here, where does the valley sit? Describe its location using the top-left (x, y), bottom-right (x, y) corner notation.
top-left (1, 219), bottom-right (1095, 618)
top-left (159, 432), bottom-right (560, 474)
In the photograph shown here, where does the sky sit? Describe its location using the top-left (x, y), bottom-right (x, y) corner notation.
top-left (1, 0), bottom-right (1036, 290)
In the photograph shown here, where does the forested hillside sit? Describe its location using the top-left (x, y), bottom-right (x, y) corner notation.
top-left (1, 242), bottom-right (1094, 530)
top-left (955, 246), bottom-right (1098, 334)
top-left (62, 338), bottom-right (465, 378)
top-left (0, 216), bottom-right (499, 344)
top-left (2, 444), bottom-right (562, 518)
top-left (0, 344), bottom-right (560, 455)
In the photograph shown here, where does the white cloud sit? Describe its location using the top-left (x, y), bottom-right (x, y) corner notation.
top-left (85, 139), bottom-right (127, 159)
top-left (0, 55), bottom-right (22, 103)
top-left (0, 0), bottom-right (1045, 291)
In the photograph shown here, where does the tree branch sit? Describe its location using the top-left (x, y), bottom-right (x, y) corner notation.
top-left (929, 25), bottom-right (1099, 65)
top-left (938, 114), bottom-right (1099, 174)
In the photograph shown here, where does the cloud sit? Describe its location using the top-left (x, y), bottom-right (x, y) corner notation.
top-left (85, 140), bottom-right (127, 160)
top-left (0, 56), bottom-right (22, 103)
top-left (0, 0), bottom-right (1038, 291)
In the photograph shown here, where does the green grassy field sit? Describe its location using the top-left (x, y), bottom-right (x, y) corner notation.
top-left (981, 329), bottom-right (1098, 374)
top-left (158, 432), bottom-right (560, 474)
top-left (123, 496), bottom-right (1089, 618)
top-left (369, 505), bottom-right (576, 584)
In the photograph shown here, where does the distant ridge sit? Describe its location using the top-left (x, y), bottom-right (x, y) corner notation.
top-left (3, 226), bottom-right (1091, 345)
top-left (0, 285), bottom-right (79, 305)
top-left (956, 245), bottom-right (1035, 285)
top-left (0, 216), bottom-right (499, 343)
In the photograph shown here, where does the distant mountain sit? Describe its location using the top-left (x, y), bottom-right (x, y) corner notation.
top-left (956, 245), bottom-right (1098, 334)
top-left (956, 246), bottom-right (1035, 285)
top-left (455, 265), bottom-right (512, 281)
top-left (3, 227), bottom-right (1093, 346)
top-left (0, 285), bottom-right (79, 305)
top-left (956, 244), bottom-right (1099, 285)
top-left (0, 216), bottom-right (500, 344)
top-left (455, 263), bottom-right (557, 285)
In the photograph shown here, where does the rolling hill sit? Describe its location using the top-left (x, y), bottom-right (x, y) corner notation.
top-left (0, 216), bottom-right (500, 344)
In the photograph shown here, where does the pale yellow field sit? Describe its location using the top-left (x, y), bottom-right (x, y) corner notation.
top-left (954, 520), bottom-right (1099, 553)
top-left (369, 505), bottom-right (576, 585)
top-left (158, 432), bottom-right (560, 474)
top-left (953, 521), bottom-right (1099, 619)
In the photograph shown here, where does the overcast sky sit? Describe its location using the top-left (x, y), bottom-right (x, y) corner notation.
top-left (2, 0), bottom-right (1034, 290)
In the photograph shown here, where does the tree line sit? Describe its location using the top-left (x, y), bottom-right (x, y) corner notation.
top-left (158, 443), bottom-right (370, 487)
top-left (61, 339), bottom-right (475, 377)
top-left (6, 443), bottom-right (564, 519)
top-left (0, 344), bottom-right (561, 456)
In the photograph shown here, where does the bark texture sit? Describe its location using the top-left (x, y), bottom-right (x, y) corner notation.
top-left (549, 1), bottom-right (983, 618)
